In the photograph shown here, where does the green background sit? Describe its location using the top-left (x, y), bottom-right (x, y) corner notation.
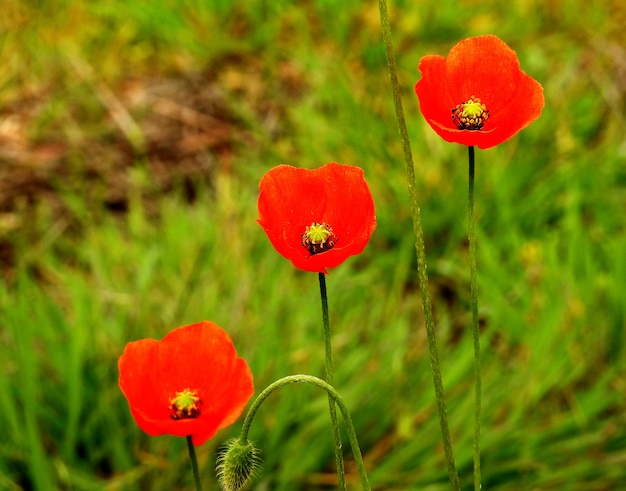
top-left (1, 0), bottom-right (624, 489)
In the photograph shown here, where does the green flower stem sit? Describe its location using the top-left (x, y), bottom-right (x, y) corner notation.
top-left (186, 435), bottom-right (204, 491)
top-left (377, 1), bottom-right (460, 489)
top-left (467, 146), bottom-right (481, 491)
top-left (318, 272), bottom-right (347, 491)
top-left (240, 375), bottom-right (371, 491)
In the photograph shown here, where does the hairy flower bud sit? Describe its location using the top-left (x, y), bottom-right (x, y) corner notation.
top-left (216, 439), bottom-right (262, 491)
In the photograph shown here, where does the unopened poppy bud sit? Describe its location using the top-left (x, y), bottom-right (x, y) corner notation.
top-left (216, 438), bottom-right (262, 491)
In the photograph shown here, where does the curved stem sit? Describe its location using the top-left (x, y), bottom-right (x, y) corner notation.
top-left (186, 435), bottom-right (204, 491)
top-left (318, 272), bottom-right (347, 490)
top-left (377, 1), bottom-right (459, 489)
top-left (240, 375), bottom-right (371, 491)
top-left (468, 146), bottom-right (481, 490)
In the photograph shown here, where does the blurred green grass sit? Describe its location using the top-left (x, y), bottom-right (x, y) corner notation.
top-left (1, 0), bottom-right (625, 489)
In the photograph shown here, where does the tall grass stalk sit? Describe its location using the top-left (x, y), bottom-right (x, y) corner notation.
top-left (377, 0), bottom-right (459, 488)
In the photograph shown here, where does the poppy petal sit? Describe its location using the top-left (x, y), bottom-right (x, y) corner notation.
top-left (118, 321), bottom-right (254, 446)
top-left (445, 35), bottom-right (521, 109)
top-left (483, 71), bottom-right (544, 144)
top-left (415, 34), bottom-right (544, 148)
top-left (258, 163), bottom-right (376, 274)
top-left (415, 55), bottom-right (456, 132)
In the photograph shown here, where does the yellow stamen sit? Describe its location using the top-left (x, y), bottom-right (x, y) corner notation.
top-left (451, 95), bottom-right (490, 130)
top-left (169, 388), bottom-right (202, 420)
top-left (301, 222), bottom-right (338, 255)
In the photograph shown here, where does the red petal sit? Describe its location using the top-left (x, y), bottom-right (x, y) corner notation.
top-left (483, 71), bottom-right (544, 146)
top-left (118, 322), bottom-right (254, 445)
top-left (258, 163), bottom-right (376, 273)
top-left (415, 54), bottom-right (457, 132)
top-left (445, 35), bottom-right (521, 111)
top-left (415, 35), bottom-right (544, 148)
top-left (156, 322), bottom-right (239, 399)
top-left (258, 164), bottom-right (322, 268)
top-left (118, 338), bottom-right (164, 423)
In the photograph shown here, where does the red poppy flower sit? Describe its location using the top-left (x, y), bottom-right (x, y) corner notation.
top-left (415, 34), bottom-right (544, 149)
top-left (118, 321), bottom-right (254, 446)
top-left (257, 163), bottom-right (376, 274)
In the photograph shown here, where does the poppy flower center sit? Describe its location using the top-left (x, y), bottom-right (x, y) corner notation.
top-left (301, 222), bottom-right (338, 255)
top-left (169, 388), bottom-right (203, 420)
top-left (451, 96), bottom-right (490, 130)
